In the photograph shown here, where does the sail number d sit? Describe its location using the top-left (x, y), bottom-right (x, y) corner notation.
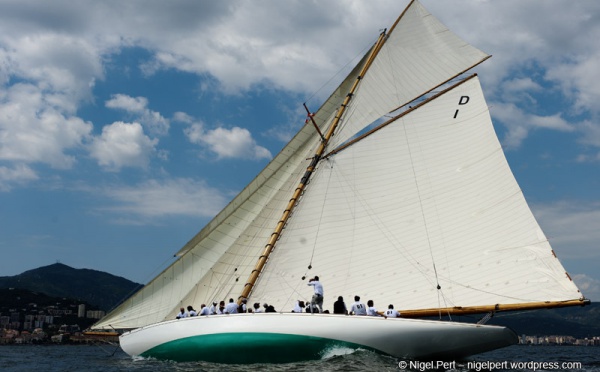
top-left (453, 95), bottom-right (470, 119)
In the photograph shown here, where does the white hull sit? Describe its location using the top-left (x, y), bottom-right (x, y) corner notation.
top-left (120, 313), bottom-right (517, 363)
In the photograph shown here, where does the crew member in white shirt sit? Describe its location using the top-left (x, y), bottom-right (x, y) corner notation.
top-left (225, 298), bottom-right (238, 314)
top-left (384, 304), bottom-right (400, 318)
top-left (307, 276), bottom-right (324, 313)
top-left (350, 296), bottom-right (367, 315)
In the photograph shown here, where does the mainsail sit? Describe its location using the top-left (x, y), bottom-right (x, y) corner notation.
top-left (94, 0), bottom-right (583, 332)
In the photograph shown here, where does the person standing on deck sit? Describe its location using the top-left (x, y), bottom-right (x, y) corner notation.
top-left (308, 276), bottom-right (324, 313)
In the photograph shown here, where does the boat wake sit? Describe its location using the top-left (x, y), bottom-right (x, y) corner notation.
top-left (320, 345), bottom-right (363, 360)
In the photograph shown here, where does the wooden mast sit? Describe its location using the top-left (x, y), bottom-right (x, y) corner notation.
top-left (238, 30), bottom-right (390, 303)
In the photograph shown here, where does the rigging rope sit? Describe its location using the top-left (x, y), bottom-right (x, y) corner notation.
top-left (401, 123), bottom-right (445, 310)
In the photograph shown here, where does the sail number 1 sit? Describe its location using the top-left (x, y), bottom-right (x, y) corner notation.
top-left (453, 96), bottom-right (470, 119)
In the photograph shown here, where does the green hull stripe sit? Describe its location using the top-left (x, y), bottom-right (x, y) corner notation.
top-left (140, 332), bottom-right (381, 363)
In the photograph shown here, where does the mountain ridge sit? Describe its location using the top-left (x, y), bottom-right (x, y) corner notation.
top-left (0, 263), bottom-right (142, 312)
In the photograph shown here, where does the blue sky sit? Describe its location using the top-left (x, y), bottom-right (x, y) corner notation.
top-left (0, 0), bottom-right (598, 301)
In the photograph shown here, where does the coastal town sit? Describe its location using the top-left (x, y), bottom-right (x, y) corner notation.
top-left (0, 289), bottom-right (116, 345)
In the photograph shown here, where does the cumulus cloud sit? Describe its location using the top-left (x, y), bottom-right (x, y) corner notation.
top-left (89, 121), bottom-right (158, 171)
top-left (490, 102), bottom-right (574, 149)
top-left (1, 0), bottom-right (599, 167)
top-left (184, 122), bottom-right (272, 161)
top-left (105, 94), bottom-right (169, 136)
top-left (0, 83), bottom-right (93, 169)
top-left (106, 94), bottom-right (148, 113)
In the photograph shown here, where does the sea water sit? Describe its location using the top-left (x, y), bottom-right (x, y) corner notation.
top-left (0, 344), bottom-right (599, 371)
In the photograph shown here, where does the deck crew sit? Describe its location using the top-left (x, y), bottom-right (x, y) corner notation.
top-left (307, 276), bottom-right (324, 313)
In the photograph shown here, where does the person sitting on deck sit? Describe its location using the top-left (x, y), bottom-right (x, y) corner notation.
top-left (254, 302), bottom-right (262, 313)
top-left (199, 304), bottom-right (210, 316)
top-left (292, 300), bottom-right (305, 313)
top-left (225, 298), bottom-right (238, 314)
top-left (350, 296), bottom-right (367, 315)
top-left (238, 299), bottom-right (248, 313)
top-left (187, 305), bottom-right (197, 316)
top-left (333, 296), bottom-right (347, 315)
top-left (366, 300), bottom-right (384, 317)
top-left (384, 304), bottom-right (400, 318)
top-left (176, 307), bottom-right (188, 319)
top-left (217, 300), bottom-right (226, 314)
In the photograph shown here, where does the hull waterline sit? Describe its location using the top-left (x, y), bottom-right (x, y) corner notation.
top-left (119, 313), bottom-right (518, 363)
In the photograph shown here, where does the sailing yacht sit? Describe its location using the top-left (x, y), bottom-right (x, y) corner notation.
top-left (93, 0), bottom-right (588, 363)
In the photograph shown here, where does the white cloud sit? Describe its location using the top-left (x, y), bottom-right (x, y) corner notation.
top-left (546, 53), bottom-right (600, 116)
top-left (184, 123), bottom-right (272, 161)
top-left (490, 102), bottom-right (574, 149)
top-left (100, 178), bottom-right (230, 221)
top-left (105, 94), bottom-right (169, 136)
top-left (0, 83), bottom-right (93, 169)
top-left (1, 0), bottom-right (599, 163)
top-left (89, 121), bottom-right (158, 171)
top-left (106, 94), bottom-right (148, 113)
top-left (0, 164), bottom-right (38, 191)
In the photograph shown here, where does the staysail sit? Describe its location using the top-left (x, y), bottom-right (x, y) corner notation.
top-left (93, 0), bottom-right (582, 331)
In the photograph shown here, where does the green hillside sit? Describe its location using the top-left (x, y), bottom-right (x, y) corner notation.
top-left (0, 263), bottom-right (142, 312)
